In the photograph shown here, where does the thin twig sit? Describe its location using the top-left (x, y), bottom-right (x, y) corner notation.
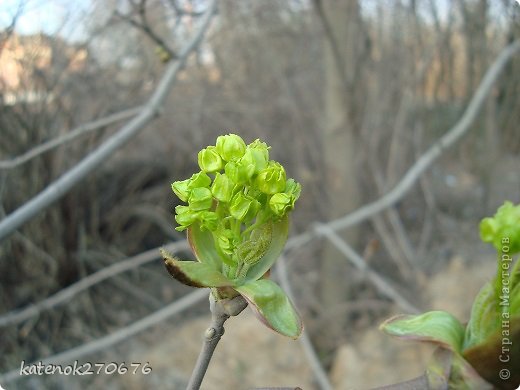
top-left (186, 294), bottom-right (248, 390)
top-left (286, 39), bottom-right (520, 250)
top-left (0, 241), bottom-right (189, 328)
top-left (277, 256), bottom-right (333, 390)
top-left (0, 106), bottom-right (143, 170)
top-left (0, 0), bottom-right (218, 242)
top-left (0, 288), bottom-right (209, 384)
top-left (314, 224), bottom-right (420, 314)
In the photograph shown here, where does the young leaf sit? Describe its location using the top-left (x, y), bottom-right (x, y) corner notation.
top-left (162, 249), bottom-right (233, 288)
top-left (243, 216), bottom-right (289, 282)
top-left (463, 317), bottom-right (520, 389)
top-left (235, 279), bottom-right (302, 339)
top-left (463, 282), bottom-right (497, 350)
top-left (380, 311), bottom-right (465, 353)
top-left (187, 222), bottom-right (223, 269)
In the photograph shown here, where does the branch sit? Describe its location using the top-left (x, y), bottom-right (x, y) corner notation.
top-left (0, 0), bottom-right (217, 242)
top-left (277, 256), bottom-right (333, 390)
top-left (0, 288), bottom-right (208, 384)
top-left (0, 106), bottom-right (143, 170)
top-left (286, 39), bottom-right (520, 250)
top-left (314, 224), bottom-right (420, 314)
top-left (114, 4), bottom-right (177, 60)
top-left (186, 294), bottom-right (247, 390)
top-left (0, 241), bottom-right (189, 328)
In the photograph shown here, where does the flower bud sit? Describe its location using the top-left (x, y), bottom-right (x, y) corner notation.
top-left (188, 172), bottom-right (211, 190)
top-left (198, 146), bottom-right (223, 173)
top-left (241, 140), bottom-right (269, 175)
top-left (211, 172), bottom-right (234, 202)
top-left (215, 228), bottom-right (234, 257)
top-left (174, 205), bottom-right (198, 231)
top-left (480, 201), bottom-right (520, 254)
top-left (225, 161), bottom-right (254, 184)
top-left (229, 192), bottom-right (260, 221)
top-left (171, 179), bottom-right (190, 202)
top-left (216, 133), bottom-right (246, 162)
top-left (255, 161), bottom-right (286, 194)
top-left (199, 211), bottom-right (219, 231)
top-left (284, 178), bottom-right (301, 200)
top-left (188, 187), bottom-right (213, 211)
top-left (269, 193), bottom-right (293, 216)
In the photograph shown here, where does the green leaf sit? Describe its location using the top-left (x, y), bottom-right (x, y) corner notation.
top-left (235, 279), bottom-right (302, 339)
top-left (463, 282), bottom-right (497, 350)
top-left (187, 222), bottom-right (223, 269)
top-left (463, 316), bottom-right (520, 389)
top-left (380, 311), bottom-right (465, 353)
top-left (161, 249), bottom-right (233, 288)
top-left (244, 215), bottom-right (289, 282)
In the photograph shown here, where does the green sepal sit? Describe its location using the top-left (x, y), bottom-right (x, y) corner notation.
top-left (380, 311), bottom-right (465, 353)
top-left (161, 249), bottom-right (233, 288)
top-left (234, 279), bottom-right (302, 339)
top-left (243, 215), bottom-right (289, 282)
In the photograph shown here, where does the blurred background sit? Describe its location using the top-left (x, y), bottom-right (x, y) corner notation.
top-left (0, 0), bottom-right (519, 388)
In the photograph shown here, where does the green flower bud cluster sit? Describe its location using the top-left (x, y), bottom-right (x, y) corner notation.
top-left (171, 134), bottom-right (301, 271)
top-left (480, 201), bottom-right (520, 255)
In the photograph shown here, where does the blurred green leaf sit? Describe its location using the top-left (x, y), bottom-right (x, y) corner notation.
top-left (463, 316), bottom-right (520, 389)
top-left (235, 279), bottom-right (302, 339)
top-left (463, 282), bottom-right (498, 350)
top-left (380, 311), bottom-right (465, 353)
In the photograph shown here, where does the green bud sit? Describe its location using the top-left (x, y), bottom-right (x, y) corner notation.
top-left (188, 187), bottom-right (213, 211)
top-left (480, 201), bottom-right (520, 254)
top-left (255, 161), bottom-right (286, 194)
top-left (211, 172), bottom-right (234, 202)
top-left (241, 139), bottom-right (269, 175)
top-left (188, 172), bottom-right (211, 190)
top-left (199, 211), bottom-right (219, 231)
top-left (229, 192), bottom-right (260, 221)
top-left (225, 160), bottom-right (254, 184)
top-left (269, 193), bottom-right (293, 216)
top-left (174, 205), bottom-right (198, 231)
top-left (216, 133), bottom-right (246, 162)
top-left (284, 178), bottom-right (301, 200)
top-left (171, 179), bottom-right (190, 202)
top-left (215, 228), bottom-right (234, 257)
top-left (198, 146), bottom-right (223, 173)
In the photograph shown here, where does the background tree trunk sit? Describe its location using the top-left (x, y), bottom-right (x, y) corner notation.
top-left (317, 0), bottom-right (366, 347)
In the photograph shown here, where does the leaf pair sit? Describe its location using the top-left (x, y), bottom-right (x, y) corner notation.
top-left (380, 309), bottom-right (520, 388)
top-left (162, 216), bottom-right (302, 339)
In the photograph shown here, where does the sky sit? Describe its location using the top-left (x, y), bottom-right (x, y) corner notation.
top-left (0, 0), bottom-right (93, 42)
top-left (0, 0), bottom-right (515, 43)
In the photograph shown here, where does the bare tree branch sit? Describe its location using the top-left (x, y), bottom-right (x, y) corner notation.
top-left (0, 0), bottom-right (217, 243)
top-left (0, 288), bottom-right (209, 384)
top-left (314, 224), bottom-right (420, 314)
top-left (277, 256), bottom-right (333, 390)
top-left (0, 241), bottom-right (188, 328)
top-left (0, 0), bottom-right (24, 56)
top-left (0, 106), bottom-right (143, 170)
top-left (287, 39), bottom-right (520, 249)
top-left (114, 0), bottom-right (177, 60)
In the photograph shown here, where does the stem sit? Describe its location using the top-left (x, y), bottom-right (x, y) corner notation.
top-left (186, 294), bottom-right (247, 390)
